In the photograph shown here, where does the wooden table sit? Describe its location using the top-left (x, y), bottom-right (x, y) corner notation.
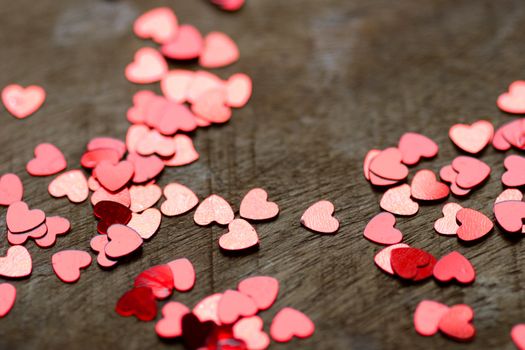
top-left (0, 0), bottom-right (524, 349)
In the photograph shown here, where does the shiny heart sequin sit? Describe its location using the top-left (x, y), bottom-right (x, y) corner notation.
top-left (93, 201), bottom-right (132, 234)
top-left (199, 32), bottom-right (240, 68)
top-left (374, 243), bottom-right (410, 275)
top-left (239, 188), bottom-right (279, 221)
top-left (134, 7), bottom-right (178, 44)
top-left (125, 47), bottom-right (168, 84)
top-left (6, 201), bottom-right (45, 233)
top-left (390, 247), bottom-right (436, 281)
top-left (452, 156), bottom-right (490, 189)
top-left (127, 208), bottom-right (161, 240)
top-left (35, 216), bottom-right (70, 248)
top-left (233, 316), bottom-right (270, 350)
top-left (94, 160), bottom-right (134, 192)
top-left (167, 258), bottom-right (196, 292)
top-left (48, 170), bottom-right (89, 203)
top-left (414, 300), bottom-right (449, 336)
top-left (434, 203), bottom-right (462, 236)
top-left (380, 184), bottom-right (419, 216)
top-left (156, 302), bottom-right (190, 338)
top-left (397, 132), bottom-right (438, 166)
top-left (219, 219), bottom-right (259, 251)
top-left (226, 73), bottom-right (252, 108)
top-left (115, 287), bottom-right (157, 321)
top-left (0, 174), bottom-right (23, 206)
top-left (129, 184), bottom-right (161, 213)
top-left (237, 276), bottom-right (279, 311)
top-left (497, 81), bottom-right (525, 114)
top-left (164, 134), bottom-right (200, 166)
top-left (494, 200), bottom-right (525, 233)
top-left (410, 169), bottom-right (449, 201)
top-left (181, 313), bottom-right (216, 349)
top-left (160, 182), bottom-right (199, 216)
top-left (105, 224), bottom-right (143, 259)
top-left (161, 25), bottom-right (203, 60)
top-left (26, 143), bottom-right (67, 176)
top-left (438, 304), bottom-right (475, 341)
top-left (52, 250), bottom-right (92, 283)
top-left (217, 289), bottom-right (258, 324)
top-left (433, 251), bottom-right (475, 284)
top-left (0, 246), bottom-right (32, 278)
top-left (270, 307), bottom-right (315, 343)
top-left (300, 200), bottom-right (339, 234)
top-left (512, 324), bottom-right (525, 350)
top-left (502, 155), bottom-right (525, 187)
top-left (364, 212), bottom-right (403, 245)
top-left (369, 147), bottom-right (408, 181)
top-left (449, 120), bottom-right (493, 154)
top-left (134, 264), bottom-right (174, 299)
top-left (456, 208), bottom-right (493, 242)
top-left (0, 283), bottom-right (16, 317)
top-left (194, 194), bottom-right (234, 226)
top-left (2, 84), bottom-right (45, 119)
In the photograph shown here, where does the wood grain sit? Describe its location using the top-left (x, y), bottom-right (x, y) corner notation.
top-left (0, 0), bottom-right (524, 349)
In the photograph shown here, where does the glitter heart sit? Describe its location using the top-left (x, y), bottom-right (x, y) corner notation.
top-left (219, 219), bottom-right (259, 251)
top-left (449, 120), bottom-right (494, 154)
top-left (497, 81), bottom-right (525, 114)
top-left (167, 258), bottom-right (196, 292)
top-left (225, 73), bottom-right (252, 108)
top-left (237, 276), bottom-right (279, 311)
top-left (364, 212), bottom-right (403, 245)
top-left (161, 70), bottom-right (194, 103)
top-left (161, 25), bottom-right (203, 60)
top-left (199, 32), bottom-right (239, 68)
top-left (105, 224), bottom-right (143, 259)
top-left (93, 201), bottom-right (132, 235)
top-left (133, 7), bottom-right (178, 44)
top-left (94, 160), bottom-right (134, 192)
top-left (300, 200), bottom-right (339, 234)
top-left (125, 47), bottom-right (168, 84)
top-left (0, 174), bottom-right (23, 206)
top-left (380, 184), bottom-right (419, 216)
top-left (26, 143), bottom-right (67, 176)
top-left (194, 194), bottom-right (234, 226)
top-left (413, 300), bottom-right (449, 336)
top-left (438, 304), bottom-right (475, 341)
top-left (390, 247), bottom-right (436, 281)
top-left (155, 302), bottom-right (190, 338)
top-left (374, 243), bottom-right (410, 275)
top-left (2, 84), bottom-right (45, 119)
top-left (127, 208), bottom-right (161, 240)
top-left (502, 155), bottom-right (525, 187)
top-left (270, 307), bottom-right (315, 342)
top-left (160, 182), bottom-right (199, 216)
top-left (52, 250), bottom-right (92, 283)
top-left (397, 132), bottom-right (438, 166)
top-left (233, 316), bottom-right (270, 350)
top-left (0, 246), bottom-right (32, 278)
top-left (6, 201), bottom-right (45, 233)
top-left (115, 287), bottom-right (157, 321)
top-left (0, 283), bottom-right (16, 317)
top-left (48, 170), bottom-right (89, 203)
top-left (456, 208), bottom-right (493, 241)
top-left (129, 184), bottom-right (162, 213)
top-left (239, 188), bottom-right (279, 221)
top-left (410, 169), bottom-right (449, 201)
top-left (35, 216), bottom-right (70, 248)
top-left (164, 134), bottom-right (200, 167)
top-left (134, 264), bottom-right (174, 299)
top-left (433, 251), bottom-right (475, 284)
top-left (434, 203), bottom-right (462, 236)
top-left (494, 200), bottom-right (525, 233)
top-left (217, 289), bottom-right (258, 324)
top-left (451, 156), bottom-right (490, 189)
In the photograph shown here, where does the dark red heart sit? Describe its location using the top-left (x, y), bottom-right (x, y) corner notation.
top-left (207, 325), bottom-right (247, 350)
top-left (391, 247), bottom-right (436, 281)
top-left (133, 264), bottom-right (174, 300)
top-left (93, 200), bottom-right (132, 234)
top-left (115, 287), bottom-right (157, 321)
top-left (182, 313), bottom-right (217, 350)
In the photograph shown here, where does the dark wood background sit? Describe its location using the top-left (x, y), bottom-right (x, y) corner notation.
top-left (0, 0), bottom-right (524, 349)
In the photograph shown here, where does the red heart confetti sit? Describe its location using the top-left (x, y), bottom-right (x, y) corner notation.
top-left (93, 201), bottom-right (132, 235)
top-left (134, 264), bottom-right (174, 299)
top-left (433, 251), bottom-right (475, 284)
top-left (410, 169), bottom-right (449, 202)
top-left (438, 304), bottom-right (476, 341)
top-left (237, 276), bottom-right (279, 311)
top-left (0, 283), bottom-right (16, 317)
top-left (369, 147), bottom-right (409, 181)
top-left (456, 208), bottom-right (493, 242)
top-left (155, 302), bottom-right (190, 338)
top-left (414, 300), bottom-right (449, 336)
top-left (397, 132), bottom-right (438, 166)
top-left (502, 155), bottom-right (525, 187)
top-left (494, 200), bottom-right (525, 234)
top-left (364, 212), bottom-right (403, 245)
top-left (199, 32), bottom-right (240, 68)
top-left (374, 243), bottom-right (410, 275)
top-left (451, 156), bottom-right (490, 189)
top-left (391, 247), bottom-right (436, 281)
top-left (161, 25), bottom-right (203, 61)
top-left (6, 201), bottom-right (45, 233)
top-left (115, 287), bottom-right (157, 321)
top-left (35, 216), bottom-right (70, 248)
top-left (104, 224), bottom-right (143, 259)
top-left (90, 235), bottom-right (117, 268)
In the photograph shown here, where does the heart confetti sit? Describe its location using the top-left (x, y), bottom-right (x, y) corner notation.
top-left (134, 264), bottom-right (174, 299)
top-left (414, 300), bottom-right (449, 336)
top-left (194, 194), bottom-right (234, 226)
top-left (6, 201), bottom-right (45, 233)
top-left (0, 283), bottom-right (16, 318)
top-left (2, 84), bottom-right (45, 119)
top-left (410, 169), bottom-right (449, 201)
top-left (456, 208), bottom-right (493, 242)
top-left (237, 276), bottom-right (279, 311)
top-left (105, 224), bottom-right (143, 259)
top-left (380, 184), bottom-right (419, 216)
top-left (48, 170), bottom-right (89, 203)
top-left (125, 47), bottom-right (168, 84)
top-left (239, 188), bottom-right (279, 221)
top-left (134, 7), bottom-right (178, 44)
top-left (51, 250), bottom-right (92, 283)
top-left (219, 219), bottom-right (259, 251)
top-left (26, 143), bottom-right (67, 176)
top-left (155, 302), bottom-right (190, 338)
top-left (0, 173), bottom-right (23, 206)
top-left (217, 289), bottom-right (258, 324)
top-left (497, 81), bottom-right (525, 114)
top-left (438, 304), bottom-right (476, 341)
top-left (160, 182), bottom-right (199, 217)
top-left (434, 203), bottom-right (462, 236)
top-left (127, 208), bottom-right (161, 240)
top-left (233, 316), bottom-right (270, 350)
top-left (129, 184), bottom-right (161, 213)
top-left (364, 212), bottom-right (403, 245)
top-left (167, 258), bottom-right (196, 292)
top-left (449, 120), bottom-right (493, 154)
top-left (115, 287), bottom-right (157, 321)
top-left (270, 307), bottom-right (315, 343)
top-left (433, 251), bottom-right (475, 284)
top-left (391, 247), bottom-right (436, 281)
top-left (0, 246), bottom-right (32, 278)
top-left (397, 132), bottom-right (438, 166)
top-left (512, 324), bottom-right (525, 350)
top-left (199, 32), bottom-right (240, 68)
top-left (300, 200), bottom-right (339, 234)
top-left (374, 243), bottom-right (410, 275)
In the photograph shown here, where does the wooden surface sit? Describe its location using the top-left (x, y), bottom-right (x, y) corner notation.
top-left (0, 0), bottom-right (524, 349)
